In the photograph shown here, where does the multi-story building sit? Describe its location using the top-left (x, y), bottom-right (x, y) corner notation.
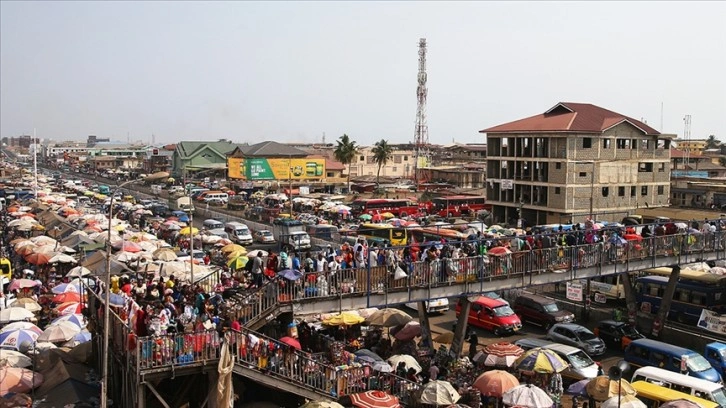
top-left (673, 139), bottom-right (709, 156)
top-left (348, 145), bottom-right (416, 180)
top-left (481, 102), bottom-right (672, 226)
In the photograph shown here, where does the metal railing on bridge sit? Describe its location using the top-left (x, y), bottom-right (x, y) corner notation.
top-left (226, 231), bottom-right (725, 323)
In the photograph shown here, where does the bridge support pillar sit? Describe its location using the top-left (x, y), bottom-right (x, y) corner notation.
top-left (417, 301), bottom-right (433, 349)
top-left (137, 382), bottom-right (146, 408)
top-left (652, 265), bottom-right (681, 338)
top-left (621, 272), bottom-right (638, 326)
top-left (451, 296), bottom-right (471, 358)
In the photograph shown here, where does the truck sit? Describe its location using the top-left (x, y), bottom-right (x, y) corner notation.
top-left (705, 342), bottom-right (726, 377)
top-left (271, 218), bottom-right (311, 251)
top-left (175, 197), bottom-right (195, 213)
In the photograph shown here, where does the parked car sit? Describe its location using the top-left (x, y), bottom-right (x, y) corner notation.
top-left (175, 250), bottom-right (206, 264)
top-left (405, 298), bottom-right (450, 314)
top-left (513, 293), bottom-right (574, 330)
top-left (254, 230), bottom-right (276, 244)
top-left (593, 320), bottom-right (645, 350)
top-left (546, 323), bottom-right (606, 356)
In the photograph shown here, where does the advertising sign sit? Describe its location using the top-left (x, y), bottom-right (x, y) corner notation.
top-left (228, 157), bottom-right (245, 179)
top-left (566, 282), bottom-right (583, 301)
top-left (697, 309), bottom-right (726, 336)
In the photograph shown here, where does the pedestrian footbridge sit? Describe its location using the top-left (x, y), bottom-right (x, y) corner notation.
top-left (229, 233), bottom-right (726, 325)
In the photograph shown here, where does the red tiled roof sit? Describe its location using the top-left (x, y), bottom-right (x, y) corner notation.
top-left (325, 159), bottom-right (345, 171)
top-left (480, 102), bottom-right (660, 135)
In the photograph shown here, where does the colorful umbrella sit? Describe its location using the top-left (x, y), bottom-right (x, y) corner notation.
top-left (52, 292), bottom-right (84, 303)
top-left (301, 402), bottom-right (345, 408)
top-left (179, 226), bottom-right (199, 236)
top-left (601, 394), bottom-right (646, 408)
top-left (367, 308), bottom-right (413, 327)
top-left (349, 390), bottom-right (401, 408)
top-left (488, 246), bottom-right (512, 256)
top-left (565, 379), bottom-right (589, 396)
top-left (0, 367), bottom-right (44, 395)
top-left (7, 279), bottom-right (40, 291)
top-left (514, 347), bottom-right (569, 374)
top-left (24, 252), bottom-right (52, 265)
top-left (0, 307), bottom-right (35, 324)
top-left (51, 282), bottom-right (83, 294)
top-left (279, 336), bottom-right (301, 350)
top-left (37, 321), bottom-right (81, 343)
top-left (112, 241), bottom-right (142, 253)
top-left (418, 380), bottom-right (460, 405)
top-left (0, 322), bottom-right (42, 335)
top-left (501, 384), bottom-right (553, 408)
top-left (227, 256), bottom-right (250, 270)
top-left (392, 321), bottom-right (421, 341)
top-left (277, 269), bottom-right (303, 280)
top-left (474, 342), bottom-right (524, 367)
top-left (473, 370), bottom-right (520, 397)
top-left (11, 298), bottom-right (42, 313)
top-left (359, 214), bottom-right (372, 221)
top-left (322, 312), bottom-right (365, 326)
top-left (387, 354), bottom-right (422, 374)
top-left (51, 314), bottom-right (86, 328)
top-left (55, 302), bottom-right (83, 316)
top-left (0, 349), bottom-right (33, 368)
top-left (221, 244), bottom-right (246, 254)
top-left (66, 266), bottom-right (92, 278)
top-left (0, 328), bottom-right (40, 350)
top-left (586, 376), bottom-right (637, 401)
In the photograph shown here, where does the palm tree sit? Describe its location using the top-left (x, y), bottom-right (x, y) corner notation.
top-left (705, 134), bottom-right (721, 150)
top-left (371, 139), bottom-right (393, 186)
top-left (334, 134), bottom-right (358, 192)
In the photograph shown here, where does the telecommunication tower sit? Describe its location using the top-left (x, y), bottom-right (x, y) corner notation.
top-left (413, 38), bottom-right (428, 186)
top-left (683, 114), bottom-right (692, 168)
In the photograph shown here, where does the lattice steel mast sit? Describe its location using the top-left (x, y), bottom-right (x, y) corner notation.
top-left (413, 38), bottom-right (428, 186)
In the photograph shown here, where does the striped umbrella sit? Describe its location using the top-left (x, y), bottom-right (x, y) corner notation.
top-left (514, 347), bottom-right (569, 374)
top-left (0, 328), bottom-right (40, 351)
top-left (349, 391), bottom-right (401, 408)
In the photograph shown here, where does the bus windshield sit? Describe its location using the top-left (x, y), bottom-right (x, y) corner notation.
top-left (687, 354), bottom-right (714, 372)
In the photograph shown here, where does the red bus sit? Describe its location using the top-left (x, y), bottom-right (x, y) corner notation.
top-left (428, 195), bottom-right (489, 217)
top-left (350, 199), bottom-right (420, 217)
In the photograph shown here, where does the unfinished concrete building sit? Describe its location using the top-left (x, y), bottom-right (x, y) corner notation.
top-left (481, 102), bottom-right (672, 226)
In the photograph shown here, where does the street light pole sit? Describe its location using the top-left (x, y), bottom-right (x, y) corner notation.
top-left (101, 172), bottom-right (168, 408)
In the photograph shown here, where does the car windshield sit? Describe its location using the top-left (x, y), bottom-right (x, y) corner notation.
top-left (620, 325), bottom-right (639, 336)
top-left (575, 329), bottom-right (597, 341)
top-left (543, 303), bottom-right (559, 313)
top-left (492, 305), bottom-right (515, 317)
top-left (262, 231), bottom-right (273, 237)
top-left (483, 292), bottom-right (501, 300)
top-left (686, 354), bottom-right (713, 372)
top-left (712, 388), bottom-right (726, 407)
top-left (720, 349), bottom-right (726, 359)
top-left (568, 351), bottom-right (595, 369)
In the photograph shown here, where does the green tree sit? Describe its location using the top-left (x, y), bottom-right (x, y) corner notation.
top-left (334, 134), bottom-right (358, 192)
top-left (705, 134), bottom-right (721, 150)
top-left (371, 139), bottom-right (393, 186)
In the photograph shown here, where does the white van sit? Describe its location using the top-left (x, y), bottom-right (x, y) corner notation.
top-left (631, 366), bottom-right (726, 407)
top-left (203, 193), bottom-right (229, 203)
top-left (203, 219), bottom-right (224, 230)
top-left (224, 222), bottom-right (253, 245)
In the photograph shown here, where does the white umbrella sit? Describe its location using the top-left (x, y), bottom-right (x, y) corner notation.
top-left (66, 266), bottom-right (91, 278)
top-left (0, 322), bottom-right (42, 335)
top-left (37, 321), bottom-right (81, 343)
top-left (10, 298), bottom-right (42, 313)
top-left (601, 394), bottom-right (647, 408)
top-left (387, 354), bottom-right (422, 374)
top-left (0, 349), bottom-right (33, 368)
top-left (502, 384), bottom-right (553, 408)
top-left (0, 307), bottom-right (35, 323)
top-left (419, 380), bottom-right (461, 406)
top-left (48, 253), bottom-right (77, 264)
top-left (247, 250), bottom-right (269, 258)
top-left (30, 236), bottom-right (57, 246)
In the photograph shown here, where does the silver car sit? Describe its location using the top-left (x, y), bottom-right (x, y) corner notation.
top-left (546, 323), bottom-right (606, 356)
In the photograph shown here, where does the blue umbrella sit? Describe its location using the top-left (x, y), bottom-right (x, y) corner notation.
top-left (277, 269), bottom-right (303, 281)
top-left (109, 293), bottom-right (126, 306)
top-left (0, 329), bottom-right (39, 351)
top-left (179, 215), bottom-right (190, 223)
top-left (566, 379), bottom-right (589, 396)
top-left (70, 330), bottom-right (92, 344)
top-left (51, 283), bottom-right (83, 294)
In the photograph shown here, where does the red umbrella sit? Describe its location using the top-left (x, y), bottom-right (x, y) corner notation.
top-left (7, 279), bottom-right (40, 291)
top-left (52, 292), bottom-right (84, 303)
top-left (350, 391), bottom-right (401, 408)
top-left (112, 241), bottom-right (142, 253)
top-left (473, 370), bottom-right (520, 397)
top-left (488, 246), bottom-right (512, 256)
top-left (24, 252), bottom-right (51, 265)
top-left (623, 234), bottom-right (642, 242)
top-left (55, 302), bottom-right (83, 316)
top-left (279, 336), bottom-right (301, 350)
top-left (483, 342), bottom-right (524, 357)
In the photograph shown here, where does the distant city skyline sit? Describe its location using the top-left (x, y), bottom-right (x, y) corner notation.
top-left (1, 2), bottom-right (724, 145)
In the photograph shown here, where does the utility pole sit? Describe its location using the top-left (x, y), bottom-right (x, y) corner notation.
top-left (413, 38), bottom-right (429, 187)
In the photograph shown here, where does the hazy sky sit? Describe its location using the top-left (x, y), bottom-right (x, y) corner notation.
top-left (1, 1), bottom-right (725, 146)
